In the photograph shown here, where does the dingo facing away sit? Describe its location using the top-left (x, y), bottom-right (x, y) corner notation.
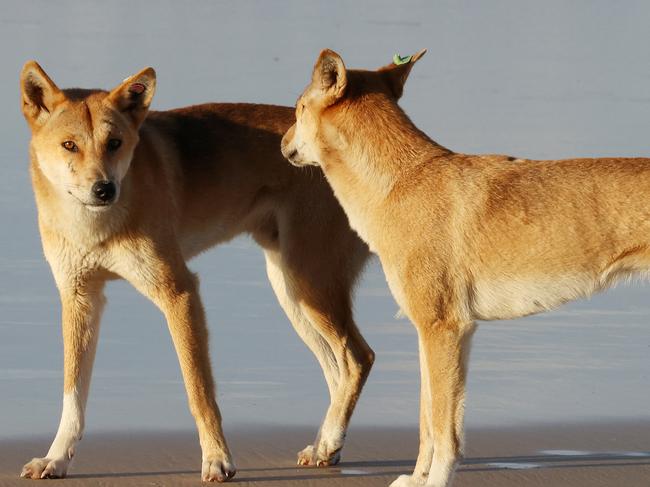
top-left (19, 62), bottom-right (374, 481)
top-left (281, 49), bottom-right (650, 487)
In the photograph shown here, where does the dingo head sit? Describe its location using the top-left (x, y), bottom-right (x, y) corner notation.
top-left (281, 49), bottom-right (426, 168)
top-left (21, 61), bottom-right (156, 210)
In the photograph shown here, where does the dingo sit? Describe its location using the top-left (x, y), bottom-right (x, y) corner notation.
top-left (19, 61), bottom-right (374, 481)
top-left (281, 49), bottom-right (650, 487)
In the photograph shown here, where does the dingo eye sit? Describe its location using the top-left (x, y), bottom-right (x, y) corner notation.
top-left (107, 139), bottom-right (122, 151)
top-left (62, 141), bottom-right (78, 152)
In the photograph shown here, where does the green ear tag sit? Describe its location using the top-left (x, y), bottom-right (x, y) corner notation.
top-left (393, 54), bottom-right (412, 65)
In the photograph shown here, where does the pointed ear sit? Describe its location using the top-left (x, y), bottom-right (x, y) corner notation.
top-left (107, 67), bottom-right (156, 126)
top-left (20, 61), bottom-right (64, 128)
top-left (311, 49), bottom-right (347, 106)
top-left (379, 48), bottom-right (427, 99)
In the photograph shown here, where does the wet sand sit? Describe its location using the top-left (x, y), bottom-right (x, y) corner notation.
top-left (1, 422), bottom-right (649, 486)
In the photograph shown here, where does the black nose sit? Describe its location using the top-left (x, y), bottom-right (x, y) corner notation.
top-left (92, 180), bottom-right (116, 203)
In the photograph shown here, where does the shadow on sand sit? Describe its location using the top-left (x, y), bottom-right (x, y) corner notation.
top-left (68, 451), bottom-right (650, 482)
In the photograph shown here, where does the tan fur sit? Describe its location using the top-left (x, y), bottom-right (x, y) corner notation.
top-left (19, 61), bottom-right (373, 481)
top-left (281, 49), bottom-right (650, 487)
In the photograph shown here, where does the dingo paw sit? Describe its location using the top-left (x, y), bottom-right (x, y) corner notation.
top-left (20, 456), bottom-right (70, 479)
top-left (201, 453), bottom-right (236, 482)
top-left (297, 444), bottom-right (341, 467)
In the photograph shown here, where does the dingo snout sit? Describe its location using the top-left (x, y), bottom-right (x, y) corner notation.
top-left (280, 125), bottom-right (301, 165)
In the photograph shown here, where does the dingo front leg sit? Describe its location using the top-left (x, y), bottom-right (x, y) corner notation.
top-left (162, 273), bottom-right (235, 482)
top-left (391, 318), bottom-right (474, 487)
top-left (422, 320), bottom-right (474, 487)
top-left (21, 277), bottom-right (106, 479)
top-left (118, 246), bottom-right (235, 482)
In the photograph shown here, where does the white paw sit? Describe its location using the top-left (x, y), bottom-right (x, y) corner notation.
top-left (297, 444), bottom-right (341, 467)
top-left (390, 474), bottom-right (426, 487)
top-left (201, 452), bottom-right (236, 482)
top-left (20, 456), bottom-right (70, 479)
top-left (297, 444), bottom-right (315, 466)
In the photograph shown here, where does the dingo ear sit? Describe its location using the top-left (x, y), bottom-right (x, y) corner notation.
top-left (311, 49), bottom-right (347, 106)
top-left (379, 49), bottom-right (427, 99)
top-left (20, 61), bottom-right (64, 128)
top-left (108, 67), bottom-right (156, 126)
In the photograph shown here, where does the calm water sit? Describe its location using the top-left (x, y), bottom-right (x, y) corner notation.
top-left (1, 0), bottom-right (649, 439)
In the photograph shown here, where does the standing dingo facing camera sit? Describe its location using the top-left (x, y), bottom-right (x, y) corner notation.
top-left (19, 62), bottom-right (373, 481)
top-left (282, 49), bottom-right (650, 487)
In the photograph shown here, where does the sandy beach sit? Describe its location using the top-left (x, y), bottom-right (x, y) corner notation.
top-left (1, 422), bottom-right (649, 486)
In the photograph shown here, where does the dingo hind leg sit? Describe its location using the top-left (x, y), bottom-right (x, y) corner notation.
top-left (265, 248), bottom-right (374, 466)
top-left (297, 294), bottom-right (374, 467)
top-left (259, 204), bottom-right (372, 467)
top-left (265, 249), bottom-right (340, 398)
